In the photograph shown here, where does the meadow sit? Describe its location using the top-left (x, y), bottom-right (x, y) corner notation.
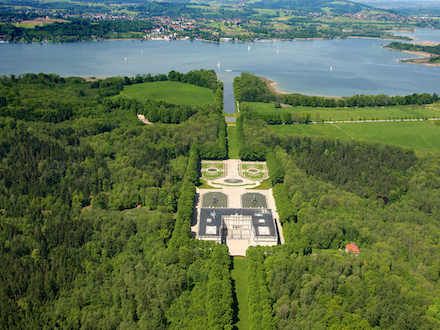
top-left (246, 101), bottom-right (440, 121)
top-left (13, 19), bottom-right (70, 28)
top-left (119, 81), bottom-right (215, 107)
top-left (231, 257), bottom-right (249, 330)
top-left (270, 121), bottom-right (440, 153)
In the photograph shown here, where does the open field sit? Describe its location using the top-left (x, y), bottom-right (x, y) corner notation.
top-left (231, 257), bottom-right (249, 330)
top-left (247, 102), bottom-right (440, 121)
top-left (270, 121), bottom-right (440, 153)
top-left (119, 81), bottom-right (215, 107)
top-left (14, 19), bottom-right (70, 28)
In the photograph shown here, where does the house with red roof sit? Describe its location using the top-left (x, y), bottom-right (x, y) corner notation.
top-left (345, 243), bottom-right (360, 255)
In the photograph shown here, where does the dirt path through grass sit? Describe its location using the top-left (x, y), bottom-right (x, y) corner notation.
top-left (331, 123), bottom-right (354, 139)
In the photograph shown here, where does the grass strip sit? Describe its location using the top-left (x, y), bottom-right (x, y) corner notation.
top-left (231, 256), bottom-right (249, 330)
top-left (227, 125), bottom-right (239, 159)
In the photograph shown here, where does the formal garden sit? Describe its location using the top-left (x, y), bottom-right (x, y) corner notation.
top-left (201, 161), bottom-right (227, 180)
top-left (239, 163), bottom-right (268, 181)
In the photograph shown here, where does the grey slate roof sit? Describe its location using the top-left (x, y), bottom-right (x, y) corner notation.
top-left (198, 207), bottom-right (276, 238)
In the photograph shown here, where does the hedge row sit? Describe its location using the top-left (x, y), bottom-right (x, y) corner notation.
top-left (198, 115), bottom-right (228, 160)
top-left (169, 147), bottom-right (199, 248)
top-left (236, 115), bottom-right (267, 161)
top-left (215, 83), bottom-right (224, 114)
top-left (207, 246), bottom-right (234, 330)
top-left (184, 147), bottom-right (200, 186)
top-left (282, 92), bottom-right (439, 108)
top-left (272, 183), bottom-right (297, 225)
top-left (168, 181), bottom-right (196, 249)
top-left (247, 247), bottom-right (276, 330)
top-left (266, 151), bottom-right (285, 185)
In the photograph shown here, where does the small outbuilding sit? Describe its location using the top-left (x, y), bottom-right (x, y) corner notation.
top-left (345, 243), bottom-right (360, 255)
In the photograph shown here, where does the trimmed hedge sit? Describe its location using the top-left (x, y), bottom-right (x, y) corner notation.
top-left (247, 247), bottom-right (276, 330)
top-left (236, 115), bottom-right (267, 161)
top-left (272, 183), bottom-right (297, 225)
top-left (207, 245), bottom-right (234, 330)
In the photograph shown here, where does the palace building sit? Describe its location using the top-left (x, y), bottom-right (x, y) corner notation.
top-left (198, 208), bottom-right (278, 246)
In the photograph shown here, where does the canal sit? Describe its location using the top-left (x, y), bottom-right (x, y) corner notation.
top-left (223, 80), bottom-right (236, 114)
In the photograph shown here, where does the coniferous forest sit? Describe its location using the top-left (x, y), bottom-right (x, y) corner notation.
top-left (1, 71), bottom-right (440, 329)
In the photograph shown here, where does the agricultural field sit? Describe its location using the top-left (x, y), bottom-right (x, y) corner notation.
top-left (246, 101), bottom-right (440, 121)
top-left (13, 19), bottom-right (70, 28)
top-left (270, 123), bottom-right (349, 138)
top-left (270, 121), bottom-right (440, 153)
top-left (119, 81), bottom-right (215, 107)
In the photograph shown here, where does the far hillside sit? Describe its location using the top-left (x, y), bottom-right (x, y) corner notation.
top-left (118, 81), bottom-right (215, 107)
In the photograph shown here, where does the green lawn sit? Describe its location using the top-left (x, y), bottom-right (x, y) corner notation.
top-left (198, 179), bottom-right (220, 189)
top-left (253, 178), bottom-right (273, 190)
top-left (271, 121), bottom-right (440, 153)
top-left (271, 123), bottom-right (348, 139)
top-left (247, 102), bottom-right (440, 122)
top-left (227, 126), bottom-right (239, 159)
top-left (231, 257), bottom-right (249, 330)
top-left (119, 81), bottom-right (215, 107)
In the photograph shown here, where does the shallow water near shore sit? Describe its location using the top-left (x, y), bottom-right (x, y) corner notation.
top-left (1, 29), bottom-right (439, 96)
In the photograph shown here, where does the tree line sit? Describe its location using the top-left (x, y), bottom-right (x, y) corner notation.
top-left (236, 115), bottom-right (267, 161)
top-left (282, 92), bottom-right (439, 108)
top-left (0, 19), bottom-right (153, 43)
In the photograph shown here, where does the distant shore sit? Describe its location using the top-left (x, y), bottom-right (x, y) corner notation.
top-left (384, 42), bottom-right (440, 67)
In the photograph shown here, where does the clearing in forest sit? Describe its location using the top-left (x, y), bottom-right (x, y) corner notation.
top-left (119, 81), bottom-right (215, 107)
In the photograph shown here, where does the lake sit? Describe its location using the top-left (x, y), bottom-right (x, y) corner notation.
top-left (0, 29), bottom-right (439, 97)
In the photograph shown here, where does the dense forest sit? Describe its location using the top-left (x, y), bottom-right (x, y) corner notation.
top-left (2, 69), bottom-right (440, 329)
top-left (238, 114), bottom-right (440, 329)
top-left (0, 71), bottom-right (234, 328)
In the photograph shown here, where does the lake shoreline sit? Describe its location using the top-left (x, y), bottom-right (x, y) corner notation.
top-left (262, 78), bottom-right (343, 99)
top-left (384, 46), bottom-right (440, 67)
